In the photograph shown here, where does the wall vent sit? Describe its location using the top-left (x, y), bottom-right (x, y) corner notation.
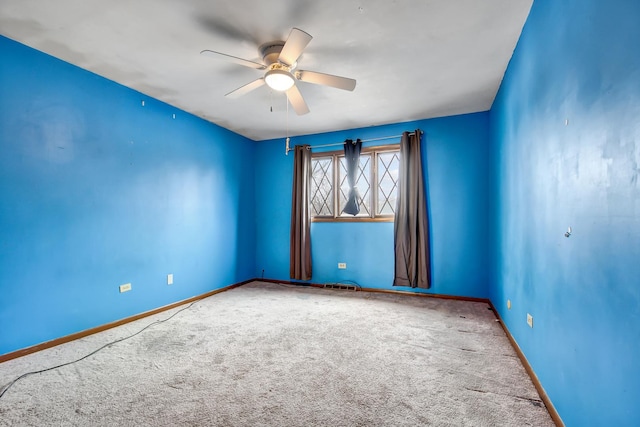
top-left (323, 283), bottom-right (358, 291)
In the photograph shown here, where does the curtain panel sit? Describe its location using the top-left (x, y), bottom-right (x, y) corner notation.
top-left (393, 130), bottom-right (431, 289)
top-left (290, 145), bottom-right (312, 280)
top-left (343, 138), bottom-right (363, 216)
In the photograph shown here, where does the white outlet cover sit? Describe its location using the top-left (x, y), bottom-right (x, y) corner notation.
top-left (527, 313), bottom-right (533, 328)
top-left (167, 274), bottom-right (174, 285)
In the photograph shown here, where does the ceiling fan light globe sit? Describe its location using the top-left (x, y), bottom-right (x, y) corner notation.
top-left (265, 69), bottom-right (295, 91)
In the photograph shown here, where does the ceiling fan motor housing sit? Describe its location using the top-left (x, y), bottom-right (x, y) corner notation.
top-left (260, 41), bottom-right (296, 91)
top-left (260, 41), bottom-right (290, 66)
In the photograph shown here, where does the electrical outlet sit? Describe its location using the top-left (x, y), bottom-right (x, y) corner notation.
top-left (338, 263), bottom-right (347, 269)
top-left (119, 283), bottom-right (132, 293)
top-left (507, 299), bottom-right (511, 310)
top-left (167, 274), bottom-right (173, 285)
top-left (527, 313), bottom-right (533, 328)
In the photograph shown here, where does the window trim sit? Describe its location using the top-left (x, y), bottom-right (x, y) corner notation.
top-left (310, 144), bottom-right (400, 223)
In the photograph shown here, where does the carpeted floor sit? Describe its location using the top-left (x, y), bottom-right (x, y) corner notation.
top-left (0, 281), bottom-right (554, 426)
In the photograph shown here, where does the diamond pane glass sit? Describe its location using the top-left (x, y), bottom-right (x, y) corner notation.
top-left (377, 151), bottom-right (399, 215)
top-left (338, 154), bottom-right (371, 216)
top-left (311, 157), bottom-right (333, 216)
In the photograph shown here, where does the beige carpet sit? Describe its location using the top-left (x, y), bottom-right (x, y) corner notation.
top-left (0, 281), bottom-right (554, 426)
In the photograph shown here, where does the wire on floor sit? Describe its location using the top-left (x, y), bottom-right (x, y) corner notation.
top-left (0, 299), bottom-right (201, 400)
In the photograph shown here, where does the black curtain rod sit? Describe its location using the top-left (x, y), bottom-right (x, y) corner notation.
top-left (306, 132), bottom-right (416, 151)
top-left (285, 131), bottom-right (419, 154)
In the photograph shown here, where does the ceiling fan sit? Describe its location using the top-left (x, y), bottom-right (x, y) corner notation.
top-left (201, 28), bottom-right (356, 115)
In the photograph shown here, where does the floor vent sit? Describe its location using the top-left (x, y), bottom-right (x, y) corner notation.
top-left (323, 283), bottom-right (358, 291)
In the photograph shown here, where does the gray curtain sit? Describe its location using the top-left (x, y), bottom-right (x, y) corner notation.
top-left (343, 139), bottom-right (362, 216)
top-left (290, 145), bottom-right (312, 280)
top-left (393, 130), bottom-right (431, 288)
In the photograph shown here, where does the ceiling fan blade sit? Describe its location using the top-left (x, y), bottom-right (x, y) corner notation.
top-left (278, 28), bottom-right (312, 66)
top-left (286, 84), bottom-right (310, 115)
top-left (225, 78), bottom-right (266, 99)
top-left (200, 50), bottom-right (266, 70)
top-left (297, 70), bottom-right (357, 91)
top-left (195, 16), bottom-right (259, 46)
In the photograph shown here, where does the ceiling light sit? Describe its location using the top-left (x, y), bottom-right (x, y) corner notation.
top-left (265, 69), bottom-right (295, 91)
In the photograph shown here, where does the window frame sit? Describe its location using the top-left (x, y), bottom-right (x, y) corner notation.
top-left (310, 144), bottom-right (400, 223)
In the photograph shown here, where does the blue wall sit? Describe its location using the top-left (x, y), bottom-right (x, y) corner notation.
top-left (255, 113), bottom-right (492, 298)
top-left (0, 36), bottom-right (256, 355)
top-left (490, 0), bottom-right (640, 425)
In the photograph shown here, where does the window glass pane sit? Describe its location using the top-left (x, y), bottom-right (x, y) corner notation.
top-left (311, 147), bottom-right (399, 221)
top-left (338, 154), bottom-right (371, 217)
top-left (377, 151), bottom-right (399, 215)
top-left (311, 157), bottom-right (334, 216)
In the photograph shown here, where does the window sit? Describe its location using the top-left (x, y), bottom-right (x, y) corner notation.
top-left (311, 145), bottom-right (400, 221)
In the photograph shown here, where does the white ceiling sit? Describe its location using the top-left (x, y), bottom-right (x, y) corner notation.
top-left (0, 0), bottom-right (532, 141)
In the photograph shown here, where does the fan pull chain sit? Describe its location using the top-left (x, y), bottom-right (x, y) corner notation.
top-left (285, 92), bottom-right (290, 155)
